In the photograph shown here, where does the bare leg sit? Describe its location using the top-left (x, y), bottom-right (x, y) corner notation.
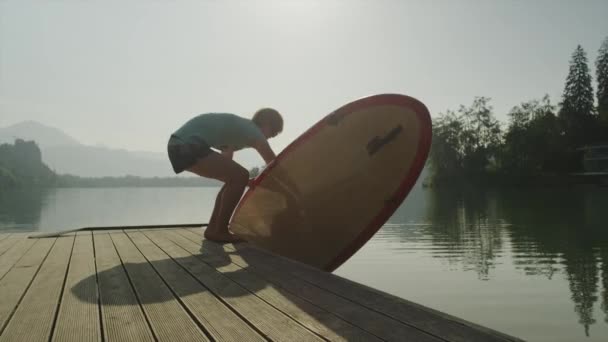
top-left (207, 184), bottom-right (227, 233)
top-left (187, 152), bottom-right (248, 243)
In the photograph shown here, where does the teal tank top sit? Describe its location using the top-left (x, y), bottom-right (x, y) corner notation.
top-left (171, 113), bottom-right (265, 151)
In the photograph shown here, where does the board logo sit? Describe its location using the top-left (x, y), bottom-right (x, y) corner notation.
top-left (367, 125), bottom-right (404, 156)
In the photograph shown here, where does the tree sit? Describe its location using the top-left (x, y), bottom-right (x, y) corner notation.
top-left (0, 166), bottom-right (17, 189)
top-left (502, 96), bottom-right (564, 177)
top-left (429, 97), bottom-right (502, 184)
top-left (430, 111), bottom-right (466, 181)
top-left (459, 97), bottom-right (502, 176)
top-left (0, 139), bottom-right (55, 187)
top-left (596, 37), bottom-right (608, 124)
top-left (559, 45), bottom-right (596, 146)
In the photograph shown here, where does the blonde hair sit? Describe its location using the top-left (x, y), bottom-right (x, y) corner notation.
top-left (252, 108), bottom-right (283, 134)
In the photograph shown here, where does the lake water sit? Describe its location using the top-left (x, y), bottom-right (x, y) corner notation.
top-left (1, 183), bottom-right (607, 342)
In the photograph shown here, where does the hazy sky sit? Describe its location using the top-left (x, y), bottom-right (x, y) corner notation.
top-left (1, 0), bottom-right (607, 153)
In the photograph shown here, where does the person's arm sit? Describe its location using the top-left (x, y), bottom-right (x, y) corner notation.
top-left (252, 139), bottom-right (276, 164)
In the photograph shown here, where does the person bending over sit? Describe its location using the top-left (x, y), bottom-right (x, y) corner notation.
top-left (167, 108), bottom-right (282, 242)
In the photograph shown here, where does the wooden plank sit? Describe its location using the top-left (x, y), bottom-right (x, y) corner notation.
top-left (165, 229), bottom-right (383, 342)
top-left (0, 236), bottom-right (75, 341)
top-left (176, 229), bottom-right (440, 342)
top-left (0, 233), bottom-right (27, 260)
top-left (0, 235), bottom-right (15, 257)
top-left (188, 228), bottom-right (521, 342)
top-left (110, 232), bottom-right (209, 342)
top-left (52, 233), bottom-right (102, 342)
top-left (29, 223), bottom-right (205, 239)
top-left (94, 233), bottom-right (155, 342)
top-left (0, 238), bottom-right (55, 334)
top-left (93, 229), bottom-right (124, 235)
top-left (124, 231), bottom-right (265, 342)
top-left (186, 227), bottom-right (202, 232)
top-left (240, 246), bottom-right (519, 342)
top-left (142, 229), bottom-right (325, 342)
top-left (137, 227), bottom-right (200, 233)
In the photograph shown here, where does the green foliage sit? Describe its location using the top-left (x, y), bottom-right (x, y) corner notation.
top-left (0, 139), bottom-right (56, 188)
top-left (597, 37), bottom-right (608, 122)
top-left (429, 41), bottom-right (608, 187)
top-left (0, 166), bottom-right (17, 189)
top-left (595, 37), bottom-right (608, 140)
top-left (559, 45), bottom-right (598, 145)
top-left (431, 111), bottom-right (466, 179)
top-left (502, 96), bottom-right (565, 177)
top-left (430, 94), bottom-right (594, 186)
top-left (430, 97), bottom-right (502, 184)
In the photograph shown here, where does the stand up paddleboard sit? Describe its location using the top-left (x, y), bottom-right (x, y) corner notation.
top-left (230, 94), bottom-right (432, 271)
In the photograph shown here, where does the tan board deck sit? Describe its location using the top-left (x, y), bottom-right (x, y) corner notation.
top-left (0, 228), bottom-right (524, 342)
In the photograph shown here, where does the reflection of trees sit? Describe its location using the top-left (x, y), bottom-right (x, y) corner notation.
top-left (566, 252), bottom-right (598, 336)
top-left (421, 187), bottom-right (505, 280)
top-left (0, 188), bottom-right (47, 229)
top-left (500, 187), bottom-right (607, 335)
top-left (362, 184), bottom-right (508, 280)
top-left (411, 186), bottom-right (608, 334)
top-left (601, 248), bottom-right (608, 324)
top-left (383, 186), bottom-right (507, 280)
top-left (596, 190), bottom-right (608, 325)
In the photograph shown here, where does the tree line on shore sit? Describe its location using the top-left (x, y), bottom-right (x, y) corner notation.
top-left (429, 38), bottom-right (608, 186)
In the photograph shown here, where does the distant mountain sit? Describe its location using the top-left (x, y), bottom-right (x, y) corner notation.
top-left (0, 121), bottom-right (173, 177)
top-left (0, 121), bottom-right (262, 177)
top-left (0, 121), bottom-right (80, 147)
top-left (42, 145), bottom-right (175, 177)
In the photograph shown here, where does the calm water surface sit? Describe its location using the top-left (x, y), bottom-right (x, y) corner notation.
top-left (1, 184), bottom-right (607, 342)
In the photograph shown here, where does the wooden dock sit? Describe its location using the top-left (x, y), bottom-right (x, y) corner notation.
top-left (0, 228), bottom-right (523, 341)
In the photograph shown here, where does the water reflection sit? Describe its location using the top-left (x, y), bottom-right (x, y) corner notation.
top-left (385, 185), bottom-right (608, 336)
top-left (0, 187), bottom-right (47, 230)
top-left (0, 187), bottom-right (217, 232)
top-left (501, 188), bottom-right (607, 336)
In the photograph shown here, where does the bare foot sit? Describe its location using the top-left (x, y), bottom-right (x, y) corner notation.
top-left (204, 230), bottom-right (245, 243)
